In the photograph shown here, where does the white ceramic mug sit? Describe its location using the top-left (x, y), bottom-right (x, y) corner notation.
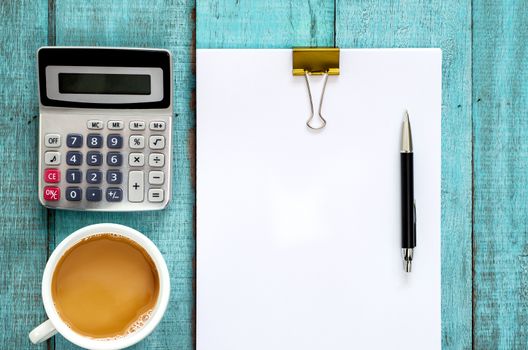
top-left (29, 223), bottom-right (171, 349)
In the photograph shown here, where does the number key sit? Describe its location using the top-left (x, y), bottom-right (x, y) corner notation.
top-left (66, 133), bottom-right (83, 148)
top-left (86, 169), bottom-right (102, 184)
top-left (107, 170), bottom-right (123, 184)
top-left (107, 134), bottom-right (123, 149)
top-left (66, 169), bottom-right (82, 183)
top-left (66, 187), bottom-right (82, 201)
top-left (66, 151), bottom-right (82, 165)
top-left (107, 152), bottom-right (123, 166)
top-left (87, 134), bottom-right (103, 148)
top-left (87, 151), bottom-right (103, 166)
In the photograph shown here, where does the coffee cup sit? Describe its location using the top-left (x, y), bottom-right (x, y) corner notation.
top-left (29, 223), bottom-right (170, 349)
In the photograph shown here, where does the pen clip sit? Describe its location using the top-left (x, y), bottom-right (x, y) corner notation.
top-left (413, 200), bottom-right (417, 247)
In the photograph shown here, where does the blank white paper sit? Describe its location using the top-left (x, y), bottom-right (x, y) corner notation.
top-left (196, 49), bottom-right (441, 350)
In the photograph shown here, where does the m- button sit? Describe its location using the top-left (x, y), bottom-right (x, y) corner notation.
top-left (45, 134), bottom-right (61, 147)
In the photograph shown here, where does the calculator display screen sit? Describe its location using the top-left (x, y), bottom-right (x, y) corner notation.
top-left (58, 73), bottom-right (151, 95)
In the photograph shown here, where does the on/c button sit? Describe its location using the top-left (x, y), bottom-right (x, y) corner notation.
top-left (44, 168), bottom-right (61, 183)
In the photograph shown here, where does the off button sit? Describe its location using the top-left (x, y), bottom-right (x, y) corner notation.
top-left (45, 134), bottom-right (61, 147)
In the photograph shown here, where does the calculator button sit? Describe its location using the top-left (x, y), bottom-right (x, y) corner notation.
top-left (149, 171), bottom-right (164, 185)
top-left (107, 152), bottom-right (123, 166)
top-left (45, 134), bottom-right (61, 147)
top-left (106, 188), bottom-right (123, 202)
top-left (128, 171), bottom-right (144, 202)
top-left (43, 186), bottom-right (60, 201)
top-left (107, 134), bottom-right (123, 149)
top-left (66, 151), bottom-right (83, 166)
top-left (108, 120), bottom-right (124, 130)
top-left (150, 121), bottom-right (166, 131)
top-left (87, 151), bottom-right (103, 166)
top-left (87, 134), bottom-right (103, 148)
top-left (129, 135), bottom-right (145, 149)
top-left (66, 133), bottom-right (83, 148)
top-left (45, 151), bottom-right (60, 165)
top-left (149, 135), bottom-right (165, 149)
top-left (87, 120), bottom-right (103, 129)
top-left (129, 153), bottom-right (145, 166)
top-left (66, 169), bottom-right (82, 183)
top-left (44, 168), bottom-right (60, 183)
top-left (86, 187), bottom-right (102, 202)
top-left (86, 169), bottom-right (103, 184)
top-left (148, 189), bottom-right (164, 202)
top-left (149, 153), bottom-right (165, 167)
top-left (130, 121), bottom-right (145, 130)
top-left (65, 187), bottom-right (82, 201)
top-left (107, 170), bottom-right (122, 184)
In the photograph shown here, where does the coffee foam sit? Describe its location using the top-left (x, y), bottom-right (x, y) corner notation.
top-left (94, 310), bottom-right (153, 341)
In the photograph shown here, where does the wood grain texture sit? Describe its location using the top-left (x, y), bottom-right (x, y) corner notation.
top-left (51, 0), bottom-right (196, 349)
top-left (196, 0), bottom-right (335, 48)
top-left (0, 1), bottom-right (50, 349)
top-left (473, 1), bottom-right (528, 349)
top-left (335, 2), bottom-right (473, 348)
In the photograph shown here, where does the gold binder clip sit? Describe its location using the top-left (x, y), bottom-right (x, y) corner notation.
top-left (293, 48), bottom-right (340, 130)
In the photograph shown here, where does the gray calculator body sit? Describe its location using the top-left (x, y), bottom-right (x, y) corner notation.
top-left (37, 47), bottom-right (172, 211)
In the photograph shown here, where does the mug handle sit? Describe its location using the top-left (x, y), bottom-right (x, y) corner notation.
top-left (29, 319), bottom-right (57, 344)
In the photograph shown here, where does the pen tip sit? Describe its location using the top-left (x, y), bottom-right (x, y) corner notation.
top-left (403, 110), bottom-right (410, 123)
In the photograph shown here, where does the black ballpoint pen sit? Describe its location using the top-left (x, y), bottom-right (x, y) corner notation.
top-left (401, 110), bottom-right (416, 272)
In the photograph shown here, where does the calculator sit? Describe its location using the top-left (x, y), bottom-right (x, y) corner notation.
top-left (37, 47), bottom-right (172, 211)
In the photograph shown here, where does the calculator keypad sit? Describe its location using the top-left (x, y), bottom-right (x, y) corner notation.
top-left (41, 118), bottom-right (169, 210)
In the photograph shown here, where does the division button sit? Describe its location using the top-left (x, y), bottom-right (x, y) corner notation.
top-left (128, 171), bottom-right (144, 202)
top-left (107, 120), bottom-right (124, 130)
top-left (148, 189), bottom-right (164, 202)
top-left (129, 153), bottom-right (145, 167)
top-left (148, 153), bottom-right (165, 167)
top-left (65, 187), bottom-right (82, 201)
top-left (43, 186), bottom-right (60, 201)
top-left (149, 121), bottom-right (166, 131)
top-left (45, 134), bottom-right (61, 148)
top-left (86, 187), bottom-right (102, 202)
top-left (129, 121), bottom-right (146, 130)
top-left (87, 120), bottom-right (103, 129)
top-left (148, 171), bottom-right (164, 185)
top-left (44, 151), bottom-right (61, 165)
top-left (149, 135), bottom-right (165, 149)
top-left (129, 135), bottom-right (145, 149)
top-left (106, 187), bottom-right (123, 202)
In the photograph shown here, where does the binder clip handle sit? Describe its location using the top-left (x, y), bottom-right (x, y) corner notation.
top-left (304, 71), bottom-right (328, 130)
top-left (293, 48), bottom-right (339, 131)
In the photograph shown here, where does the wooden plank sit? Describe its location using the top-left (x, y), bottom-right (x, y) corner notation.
top-left (197, 0), bottom-right (335, 48)
top-left (334, 2), bottom-right (472, 349)
top-left (473, 1), bottom-right (528, 348)
top-left (52, 1), bottom-right (195, 349)
top-left (0, 1), bottom-right (50, 349)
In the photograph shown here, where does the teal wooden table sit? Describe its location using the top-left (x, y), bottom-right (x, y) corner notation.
top-left (1, 1), bottom-right (526, 349)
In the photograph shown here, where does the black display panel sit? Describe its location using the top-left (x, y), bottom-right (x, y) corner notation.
top-left (58, 73), bottom-right (151, 95)
top-left (38, 48), bottom-right (171, 109)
